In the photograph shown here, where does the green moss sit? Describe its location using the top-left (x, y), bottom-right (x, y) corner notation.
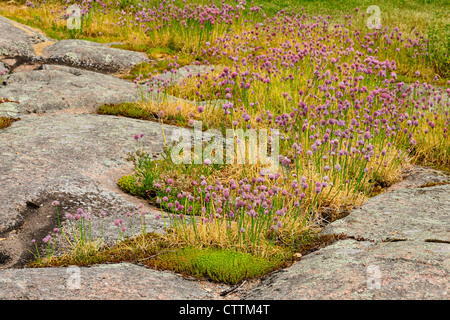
top-left (117, 175), bottom-right (148, 198)
top-left (288, 231), bottom-right (348, 256)
top-left (154, 247), bottom-right (286, 284)
top-left (121, 49), bottom-right (194, 79)
top-left (110, 43), bottom-right (151, 52)
top-left (98, 103), bottom-right (157, 120)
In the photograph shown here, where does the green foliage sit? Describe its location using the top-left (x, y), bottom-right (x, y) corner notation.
top-left (28, 232), bottom-right (166, 268)
top-left (98, 103), bottom-right (156, 120)
top-left (155, 247), bottom-right (286, 284)
top-left (117, 175), bottom-right (148, 198)
top-left (427, 16), bottom-right (450, 79)
top-left (288, 231), bottom-right (347, 255)
top-left (29, 232), bottom-right (286, 284)
top-left (0, 116), bottom-right (17, 130)
top-left (122, 62), bottom-right (155, 80)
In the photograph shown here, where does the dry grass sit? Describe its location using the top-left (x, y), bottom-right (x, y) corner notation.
top-left (3, 0), bottom-right (447, 276)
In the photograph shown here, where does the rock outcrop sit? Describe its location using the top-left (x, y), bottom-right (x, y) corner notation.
top-left (0, 65), bottom-right (140, 117)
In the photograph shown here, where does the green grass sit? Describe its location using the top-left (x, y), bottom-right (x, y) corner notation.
top-left (98, 103), bottom-right (192, 127)
top-left (114, 47), bottom-right (195, 78)
top-left (117, 175), bottom-right (148, 198)
top-left (98, 103), bottom-right (157, 120)
top-left (28, 231), bottom-right (286, 284)
top-left (427, 15), bottom-right (450, 79)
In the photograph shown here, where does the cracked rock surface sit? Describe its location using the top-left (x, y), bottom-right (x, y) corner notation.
top-left (243, 169), bottom-right (449, 300)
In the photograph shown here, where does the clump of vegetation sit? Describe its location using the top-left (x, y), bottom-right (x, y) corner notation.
top-left (153, 247), bottom-right (285, 284)
top-left (0, 116), bottom-right (18, 130)
top-left (117, 175), bottom-right (148, 198)
top-left (28, 206), bottom-right (288, 284)
top-left (427, 15), bottom-right (450, 79)
top-left (98, 103), bottom-right (158, 120)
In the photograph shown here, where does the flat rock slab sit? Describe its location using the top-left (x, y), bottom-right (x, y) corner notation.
top-left (0, 64), bottom-right (140, 117)
top-left (0, 263), bottom-right (215, 300)
top-left (41, 40), bottom-right (150, 73)
top-left (0, 15), bottom-right (52, 59)
top-left (0, 113), bottom-right (191, 267)
top-left (150, 64), bottom-right (213, 86)
top-left (387, 165), bottom-right (450, 191)
top-left (321, 184), bottom-right (450, 242)
top-left (244, 239), bottom-right (449, 300)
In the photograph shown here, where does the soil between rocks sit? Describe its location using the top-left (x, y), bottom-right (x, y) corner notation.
top-left (0, 13), bottom-right (448, 300)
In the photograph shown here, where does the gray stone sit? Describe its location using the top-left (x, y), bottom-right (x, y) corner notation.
top-left (321, 184), bottom-right (450, 242)
top-left (0, 113), bottom-right (193, 267)
top-left (41, 39), bottom-right (150, 73)
top-left (0, 263), bottom-right (215, 300)
top-left (243, 240), bottom-right (449, 300)
top-left (0, 64), bottom-right (140, 117)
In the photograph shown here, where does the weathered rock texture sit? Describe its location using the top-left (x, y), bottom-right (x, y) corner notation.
top-left (0, 65), bottom-right (140, 117)
top-left (321, 184), bottom-right (450, 242)
top-left (0, 63), bottom-right (216, 117)
top-left (243, 180), bottom-right (450, 300)
top-left (243, 240), bottom-right (449, 300)
top-left (41, 40), bottom-right (150, 73)
top-left (0, 263), bottom-right (216, 300)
